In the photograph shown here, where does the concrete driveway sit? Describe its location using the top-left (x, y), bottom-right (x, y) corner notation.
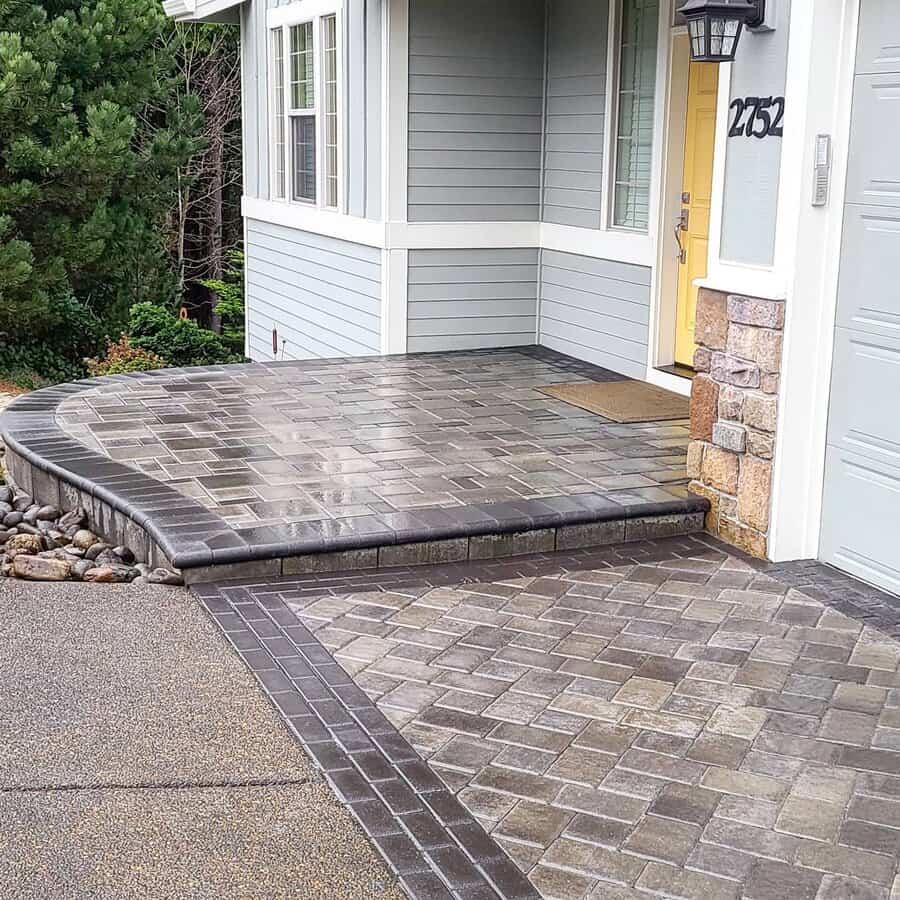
top-left (0, 580), bottom-right (402, 899)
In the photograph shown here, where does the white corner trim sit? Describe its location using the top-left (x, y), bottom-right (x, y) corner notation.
top-left (381, 249), bottom-right (409, 354)
top-left (384, 0), bottom-right (409, 225)
top-left (242, 196), bottom-right (386, 247)
top-left (768, 0), bottom-right (859, 563)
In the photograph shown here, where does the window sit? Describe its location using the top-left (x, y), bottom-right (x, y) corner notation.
top-left (269, 10), bottom-right (341, 209)
top-left (612, 0), bottom-right (659, 231)
top-left (270, 29), bottom-right (286, 199)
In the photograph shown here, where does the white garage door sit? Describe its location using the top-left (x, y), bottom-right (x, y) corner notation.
top-left (820, 0), bottom-right (900, 594)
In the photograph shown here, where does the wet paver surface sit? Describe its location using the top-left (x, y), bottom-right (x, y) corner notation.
top-left (198, 535), bottom-right (900, 899)
top-left (56, 348), bottom-right (689, 531)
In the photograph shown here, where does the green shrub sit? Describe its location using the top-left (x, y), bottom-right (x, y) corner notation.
top-left (129, 302), bottom-right (240, 367)
top-left (201, 250), bottom-right (245, 357)
top-left (0, 344), bottom-right (84, 389)
top-left (86, 335), bottom-right (167, 377)
top-left (0, 295), bottom-right (105, 388)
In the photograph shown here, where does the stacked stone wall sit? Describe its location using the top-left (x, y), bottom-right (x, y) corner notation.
top-left (687, 288), bottom-right (785, 558)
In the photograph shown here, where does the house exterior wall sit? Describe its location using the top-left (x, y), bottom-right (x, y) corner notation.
top-left (718, 0), bottom-right (793, 267)
top-left (407, 249), bottom-right (539, 352)
top-left (241, 0), bottom-right (382, 217)
top-left (542, 0), bottom-right (609, 228)
top-left (407, 0), bottom-right (545, 222)
top-left (245, 219), bottom-right (382, 360)
top-left (538, 250), bottom-right (651, 379)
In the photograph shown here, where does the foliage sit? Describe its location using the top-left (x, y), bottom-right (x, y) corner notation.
top-left (0, 0), bottom-right (201, 341)
top-left (162, 23), bottom-right (243, 298)
top-left (129, 302), bottom-right (239, 367)
top-left (86, 334), bottom-right (166, 377)
top-left (0, 344), bottom-right (84, 389)
top-left (0, 294), bottom-right (105, 387)
top-left (200, 249), bottom-right (244, 355)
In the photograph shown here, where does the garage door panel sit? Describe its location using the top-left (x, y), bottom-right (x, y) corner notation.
top-left (855, 0), bottom-right (900, 74)
top-left (844, 74), bottom-right (900, 207)
top-left (820, 0), bottom-right (900, 594)
top-left (820, 448), bottom-right (900, 597)
top-left (835, 205), bottom-right (900, 338)
top-left (827, 327), bottom-right (900, 468)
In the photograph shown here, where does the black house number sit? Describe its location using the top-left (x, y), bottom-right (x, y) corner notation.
top-left (728, 96), bottom-right (785, 139)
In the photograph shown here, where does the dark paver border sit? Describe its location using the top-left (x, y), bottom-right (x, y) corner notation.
top-left (0, 349), bottom-right (707, 579)
top-left (193, 580), bottom-right (540, 900)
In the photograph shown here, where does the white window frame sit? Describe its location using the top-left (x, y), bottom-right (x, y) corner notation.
top-left (604, 0), bottom-right (661, 234)
top-left (268, 1), bottom-right (344, 212)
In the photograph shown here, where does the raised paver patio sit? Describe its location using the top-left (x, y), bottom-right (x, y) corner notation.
top-left (1, 348), bottom-right (705, 578)
top-left (197, 534), bottom-right (900, 900)
top-left (56, 348), bottom-right (689, 529)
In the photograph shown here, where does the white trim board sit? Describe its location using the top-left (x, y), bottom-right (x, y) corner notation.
top-left (268, 0), bottom-right (344, 28)
top-left (768, 0), bottom-right (860, 563)
top-left (242, 197), bottom-right (386, 246)
top-left (240, 198), bottom-right (656, 265)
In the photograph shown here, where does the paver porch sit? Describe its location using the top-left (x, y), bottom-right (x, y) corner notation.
top-left (0, 348), bottom-right (705, 581)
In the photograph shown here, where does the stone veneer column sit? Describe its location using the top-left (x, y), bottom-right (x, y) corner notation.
top-left (687, 288), bottom-right (785, 558)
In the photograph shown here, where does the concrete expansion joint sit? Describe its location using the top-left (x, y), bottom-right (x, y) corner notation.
top-left (0, 776), bottom-right (319, 795)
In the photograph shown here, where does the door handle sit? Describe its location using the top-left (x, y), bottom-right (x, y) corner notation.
top-left (674, 209), bottom-right (689, 264)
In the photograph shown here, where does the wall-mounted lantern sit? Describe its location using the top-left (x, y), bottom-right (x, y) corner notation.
top-left (681, 0), bottom-right (765, 62)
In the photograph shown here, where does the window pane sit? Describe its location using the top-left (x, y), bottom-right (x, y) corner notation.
top-left (613, 0), bottom-right (659, 231)
top-left (292, 115), bottom-right (316, 202)
top-left (270, 28), bottom-right (286, 199)
top-left (323, 15), bottom-right (339, 208)
top-left (290, 22), bottom-right (314, 109)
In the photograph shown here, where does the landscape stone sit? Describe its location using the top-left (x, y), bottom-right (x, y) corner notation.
top-left (73, 529), bottom-right (99, 550)
top-left (83, 564), bottom-right (138, 584)
top-left (4, 533), bottom-right (43, 558)
top-left (11, 555), bottom-right (71, 581)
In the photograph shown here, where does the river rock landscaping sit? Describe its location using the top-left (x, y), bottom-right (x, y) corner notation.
top-left (0, 481), bottom-right (183, 586)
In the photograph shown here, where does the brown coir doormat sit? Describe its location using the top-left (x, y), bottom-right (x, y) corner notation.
top-left (540, 379), bottom-right (690, 423)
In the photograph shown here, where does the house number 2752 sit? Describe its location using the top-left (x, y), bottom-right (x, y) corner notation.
top-left (728, 96), bottom-right (785, 139)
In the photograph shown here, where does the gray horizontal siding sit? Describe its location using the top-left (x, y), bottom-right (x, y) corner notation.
top-left (407, 249), bottom-right (539, 351)
top-left (245, 219), bottom-right (382, 360)
top-left (408, 0), bottom-right (546, 222)
top-left (538, 249), bottom-right (650, 378)
top-left (542, 0), bottom-right (609, 228)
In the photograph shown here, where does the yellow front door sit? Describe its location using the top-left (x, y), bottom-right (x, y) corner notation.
top-left (674, 61), bottom-right (719, 368)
